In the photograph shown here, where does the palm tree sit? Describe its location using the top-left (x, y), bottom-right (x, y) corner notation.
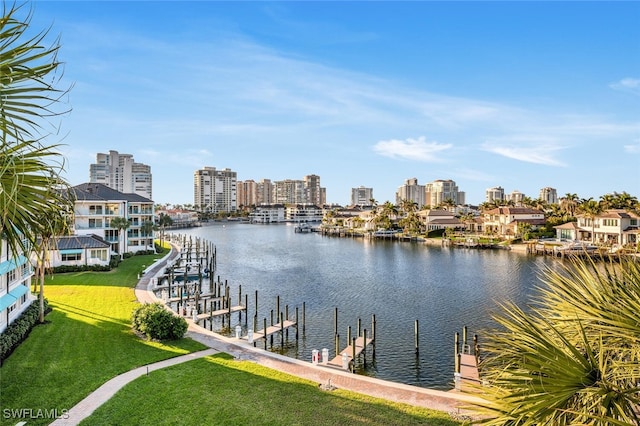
top-left (157, 213), bottom-right (173, 249)
top-left (559, 193), bottom-right (579, 217)
top-left (139, 220), bottom-right (157, 252)
top-left (474, 256), bottom-right (640, 425)
top-left (34, 207), bottom-right (70, 323)
top-left (110, 216), bottom-right (130, 259)
top-left (0, 3), bottom-right (71, 258)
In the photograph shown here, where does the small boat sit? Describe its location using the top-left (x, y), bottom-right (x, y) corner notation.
top-left (294, 223), bottom-right (312, 233)
top-left (554, 241), bottom-right (598, 255)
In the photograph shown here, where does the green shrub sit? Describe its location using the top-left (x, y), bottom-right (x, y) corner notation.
top-left (52, 264), bottom-right (111, 274)
top-left (131, 302), bottom-right (187, 340)
top-left (0, 299), bottom-right (48, 363)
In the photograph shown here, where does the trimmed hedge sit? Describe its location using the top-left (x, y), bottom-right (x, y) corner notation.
top-left (52, 264), bottom-right (112, 274)
top-left (131, 302), bottom-right (187, 341)
top-left (0, 299), bottom-right (49, 364)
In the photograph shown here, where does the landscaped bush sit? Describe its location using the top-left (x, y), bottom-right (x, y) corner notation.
top-left (0, 299), bottom-right (49, 364)
top-left (52, 264), bottom-right (111, 274)
top-left (131, 302), bottom-right (187, 340)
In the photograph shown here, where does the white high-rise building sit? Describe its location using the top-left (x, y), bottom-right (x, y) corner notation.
top-left (194, 167), bottom-right (237, 213)
top-left (396, 178), bottom-right (426, 207)
top-left (508, 190), bottom-right (526, 206)
top-left (351, 186), bottom-right (374, 207)
top-left (486, 186), bottom-right (505, 203)
top-left (425, 179), bottom-right (464, 207)
top-left (539, 187), bottom-right (558, 205)
top-left (89, 150), bottom-right (152, 200)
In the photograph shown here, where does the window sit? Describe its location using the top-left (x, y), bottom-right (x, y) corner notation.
top-left (89, 218), bottom-right (103, 228)
top-left (90, 249), bottom-right (107, 261)
top-left (8, 268), bottom-right (16, 283)
top-left (61, 253), bottom-right (81, 262)
top-left (602, 219), bottom-right (618, 227)
top-left (89, 205), bottom-right (103, 215)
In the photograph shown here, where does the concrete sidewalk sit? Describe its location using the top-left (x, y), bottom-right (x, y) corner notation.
top-left (53, 244), bottom-right (483, 425)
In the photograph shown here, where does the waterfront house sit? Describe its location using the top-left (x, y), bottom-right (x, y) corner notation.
top-left (571, 209), bottom-right (639, 246)
top-left (482, 207), bottom-right (546, 238)
top-left (0, 238), bottom-right (34, 333)
top-left (286, 204), bottom-right (324, 222)
top-left (250, 204), bottom-right (286, 223)
top-left (70, 183), bottom-right (155, 256)
top-left (43, 235), bottom-right (112, 269)
top-left (417, 209), bottom-right (462, 231)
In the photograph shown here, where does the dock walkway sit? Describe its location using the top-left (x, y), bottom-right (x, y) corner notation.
top-left (328, 335), bottom-right (374, 367)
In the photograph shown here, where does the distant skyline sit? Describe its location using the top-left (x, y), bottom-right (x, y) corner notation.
top-left (31, 1), bottom-right (640, 205)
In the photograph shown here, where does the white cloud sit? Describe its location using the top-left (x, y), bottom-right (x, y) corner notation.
top-left (624, 141), bottom-right (640, 154)
top-left (481, 139), bottom-right (567, 167)
top-left (373, 136), bottom-right (452, 162)
top-left (609, 78), bottom-right (640, 95)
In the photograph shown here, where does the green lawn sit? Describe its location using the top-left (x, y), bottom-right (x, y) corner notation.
top-left (0, 252), bottom-right (205, 426)
top-left (83, 353), bottom-right (460, 426)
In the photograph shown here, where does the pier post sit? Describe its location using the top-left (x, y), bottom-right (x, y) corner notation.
top-left (335, 334), bottom-right (340, 358)
top-left (363, 329), bottom-right (367, 367)
top-left (357, 318), bottom-right (361, 338)
top-left (351, 337), bottom-right (357, 373)
top-left (276, 296), bottom-right (280, 324)
top-left (281, 312), bottom-right (285, 346)
top-left (244, 294), bottom-right (248, 325)
top-left (454, 332), bottom-right (460, 373)
top-left (372, 314), bottom-right (376, 358)
top-left (270, 310), bottom-right (274, 347)
top-left (255, 290), bottom-right (258, 318)
top-left (463, 326), bottom-right (468, 349)
top-left (414, 319), bottom-right (419, 355)
top-left (302, 302), bottom-right (306, 333)
top-left (334, 307), bottom-right (338, 337)
top-left (347, 326), bottom-right (351, 344)
top-left (295, 307), bottom-right (299, 340)
top-left (263, 318), bottom-right (267, 350)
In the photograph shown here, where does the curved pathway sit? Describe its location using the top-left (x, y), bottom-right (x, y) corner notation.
top-left (52, 244), bottom-right (483, 425)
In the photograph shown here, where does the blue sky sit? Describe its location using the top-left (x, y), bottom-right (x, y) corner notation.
top-left (31, 1), bottom-right (640, 206)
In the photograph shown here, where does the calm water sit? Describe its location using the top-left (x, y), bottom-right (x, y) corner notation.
top-left (174, 222), bottom-right (557, 390)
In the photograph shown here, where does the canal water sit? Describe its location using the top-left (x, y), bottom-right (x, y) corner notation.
top-left (176, 222), bottom-right (557, 390)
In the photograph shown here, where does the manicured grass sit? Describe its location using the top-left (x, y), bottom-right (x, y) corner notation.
top-left (83, 353), bottom-right (461, 426)
top-left (0, 252), bottom-right (206, 426)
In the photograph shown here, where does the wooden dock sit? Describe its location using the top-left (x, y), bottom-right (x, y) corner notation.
top-left (327, 335), bottom-right (373, 368)
top-left (453, 328), bottom-right (482, 392)
top-left (244, 319), bottom-right (297, 342)
top-left (195, 305), bottom-right (246, 321)
top-left (459, 353), bottom-right (481, 386)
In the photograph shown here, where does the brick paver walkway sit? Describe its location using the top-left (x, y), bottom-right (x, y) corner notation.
top-left (52, 244), bottom-right (483, 425)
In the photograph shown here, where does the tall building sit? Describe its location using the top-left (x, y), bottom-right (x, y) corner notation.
top-left (396, 178), bottom-right (426, 207)
top-left (193, 167), bottom-right (237, 213)
top-left (486, 186), bottom-right (505, 203)
top-left (237, 180), bottom-right (258, 208)
top-left (89, 150), bottom-right (152, 200)
top-left (508, 190), bottom-right (526, 206)
top-left (351, 186), bottom-right (374, 207)
top-left (273, 179), bottom-right (306, 204)
top-left (425, 179), bottom-right (464, 207)
top-left (304, 174), bottom-right (324, 206)
top-left (539, 187), bottom-right (558, 205)
top-left (256, 179), bottom-right (273, 205)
